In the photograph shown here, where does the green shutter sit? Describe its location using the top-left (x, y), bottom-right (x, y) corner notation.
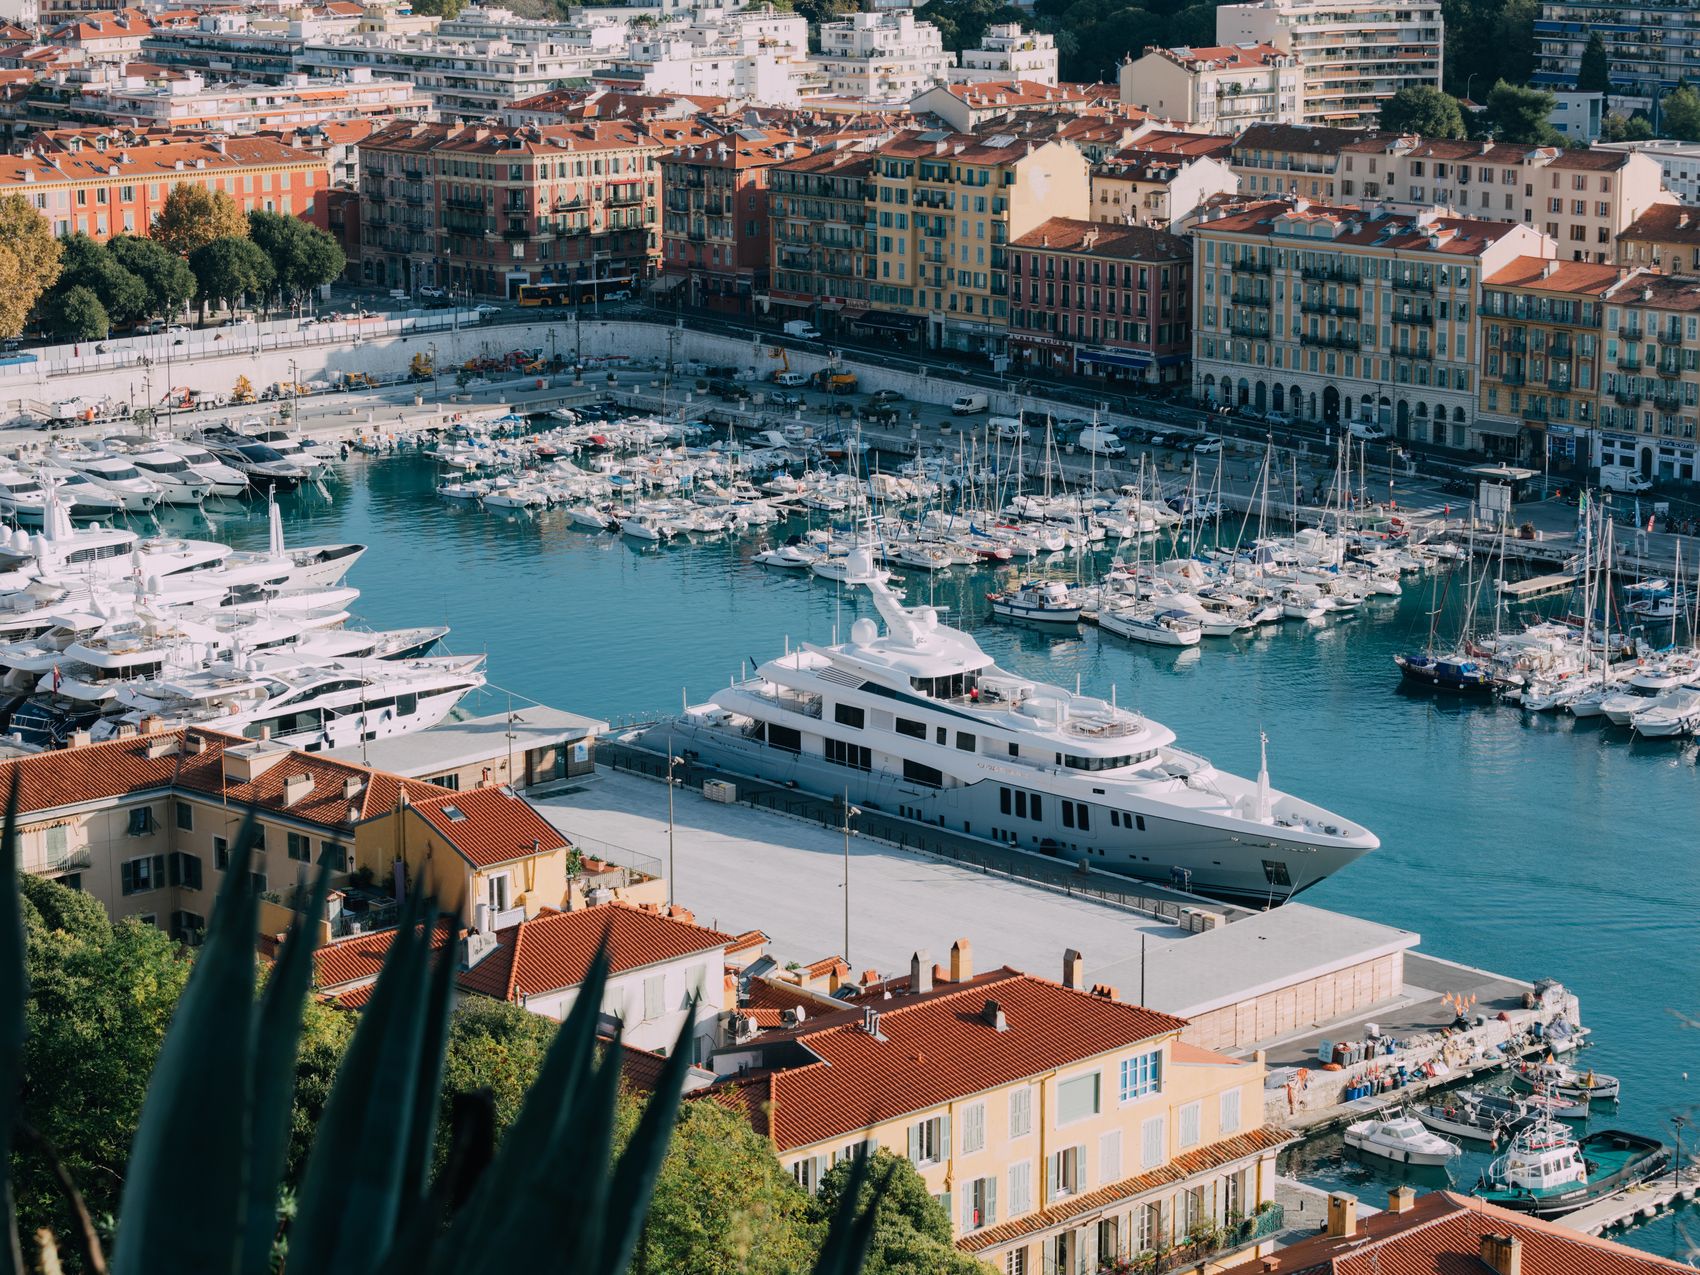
top-left (120, 859), bottom-right (133, 896)
top-left (151, 853), bottom-right (165, 886)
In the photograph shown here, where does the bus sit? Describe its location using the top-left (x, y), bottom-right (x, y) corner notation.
top-left (515, 277), bottom-right (634, 307)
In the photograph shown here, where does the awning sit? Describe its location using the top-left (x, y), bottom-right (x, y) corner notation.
top-left (851, 310), bottom-right (924, 333)
top-left (1076, 348), bottom-right (1153, 371)
top-left (1472, 417), bottom-right (1523, 438)
top-left (1157, 353), bottom-right (1188, 367)
top-left (841, 306), bottom-right (869, 321)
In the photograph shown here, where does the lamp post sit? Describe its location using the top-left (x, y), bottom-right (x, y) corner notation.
top-left (841, 791), bottom-right (861, 965)
top-left (666, 741), bottom-right (682, 906)
top-left (1672, 1114), bottom-right (1687, 1183)
top-left (428, 341), bottom-right (438, 404)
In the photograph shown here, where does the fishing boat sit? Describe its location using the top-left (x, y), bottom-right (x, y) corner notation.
top-left (1512, 1060), bottom-right (1620, 1102)
top-left (988, 580), bottom-right (1081, 625)
top-left (1414, 1093), bottom-right (1538, 1143)
top-left (1344, 1115), bottom-right (1462, 1166)
top-left (1475, 1122), bottom-right (1669, 1218)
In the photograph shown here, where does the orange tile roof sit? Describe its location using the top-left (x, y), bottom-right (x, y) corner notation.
top-left (967, 1125), bottom-right (1292, 1249)
top-left (1215, 1190), bottom-right (1693, 1274)
top-left (312, 917), bottom-right (457, 990)
top-left (457, 902), bottom-right (735, 1003)
top-left (406, 786), bottom-right (568, 870)
top-left (698, 971), bottom-right (1187, 1153)
top-left (1151, 42), bottom-right (1290, 69)
top-left (1198, 197), bottom-right (1529, 257)
top-left (0, 133), bottom-right (321, 188)
top-left (1620, 202), bottom-right (1700, 246)
top-left (1483, 254), bottom-right (1637, 295)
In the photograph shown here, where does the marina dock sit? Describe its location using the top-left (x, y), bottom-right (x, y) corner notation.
top-left (1498, 572), bottom-right (1578, 600)
top-left (1559, 1169), bottom-right (1700, 1236)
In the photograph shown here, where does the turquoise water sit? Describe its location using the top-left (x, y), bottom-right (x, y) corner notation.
top-left (200, 452), bottom-right (1697, 1259)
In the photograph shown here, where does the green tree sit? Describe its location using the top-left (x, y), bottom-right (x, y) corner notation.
top-left (1492, 0), bottom-right (1539, 87)
top-left (109, 233), bottom-right (196, 320)
top-left (1484, 79), bottom-right (1562, 144)
top-left (0, 193), bottom-right (61, 338)
top-left (14, 874), bottom-right (191, 1245)
top-left (1663, 83), bottom-right (1700, 142)
top-left (813, 1151), bottom-right (994, 1275)
top-left (1379, 85), bottom-right (1467, 138)
top-left (914, 0), bottom-right (1030, 51)
top-left (409, 0), bottom-right (466, 14)
top-left (188, 235), bottom-right (274, 319)
top-left (247, 210), bottom-right (346, 308)
top-left (1578, 31), bottom-right (1611, 92)
top-left (151, 182), bottom-right (248, 258)
top-left (44, 284), bottom-right (110, 340)
top-left (54, 233), bottom-right (149, 328)
top-left (439, 996), bottom-right (556, 1150)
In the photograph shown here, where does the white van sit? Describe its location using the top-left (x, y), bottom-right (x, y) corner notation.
top-left (773, 370), bottom-right (808, 386)
top-left (1077, 427), bottom-right (1126, 457)
top-left (987, 415), bottom-right (1023, 439)
top-left (1349, 421), bottom-right (1388, 441)
top-left (951, 392), bottom-right (989, 415)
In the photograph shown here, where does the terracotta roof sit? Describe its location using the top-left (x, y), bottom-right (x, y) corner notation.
top-left (0, 133), bottom-right (320, 188)
top-left (698, 971), bottom-right (1186, 1153)
top-left (1132, 129), bottom-right (1234, 158)
top-left (1197, 197), bottom-right (1529, 257)
top-left (725, 929), bottom-right (769, 955)
top-left (1148, 42), bottom-right (1290, 69)
top-left (613, 1038), bottom-right (672, 1091)
top-left (874, 127), bottom-right (1070, 165)
top-left (1482, 255), bottom-right (1637, 294)
top-left (965, 1125), bottom-right (1292, 1249)
top-left (1620, 202), bottom-right (1700, 246)
top-left (934, 80), bottom-right (1089, 109)
top-left (1215, 1190), bottom-right (1694, 1274)
top-left (312, 917), bottom-right (457, 991)
top-left (1012, 216), bottom-right (1188, 262)
top-left (457, 902), bottom-right (734, 1003)
top-left (365, 119), bottom-right (662, 158)
top-left (406, 786), bottom-right (569, 870)
top-left (1233, 123), bottom-right (1386, 156)
top-left (741, 977), bottom-right (820, 1028)
top-left (1547, 147), bottom-right (1632, 171)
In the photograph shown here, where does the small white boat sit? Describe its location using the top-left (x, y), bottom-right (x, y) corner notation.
top-left (1098, 603), bottom-right (1203, 647)
top-left (1513, 1060), bottom-right (1620, 1102)
top-left (754, 540), bottom-right (815, 569)
top-left (1344, 1115), bottom-right (1462, 1166)
top-left (989, 579), bottom-right (1081, 625)
top-left (1630, 686), bottom-right (1700, 737)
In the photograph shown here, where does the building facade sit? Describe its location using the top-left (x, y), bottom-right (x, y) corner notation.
top-left (1118, 44), bottom-right (1302, 132)
top-left (766, 145), bottom-right (875, 331)
top-left (1091, 150), bottom-right (1239, 230)
top-left (1190, 198), bottom-right (1551, 446)
top-left (813, 12), bottom-right (951, 105)
top-left (1008, 216), bottom-right (1192, 384)
top-left (950, 23), bottom-right (1058, 86)
top-left (1599, 274), bottom-right (1700, 481)
top-left (661, 126), bottom-right (798, 309)
top-left (1617, 202), bottom-right (1700, 271)
top-left (1534, 0), bottom-right (1700, 98)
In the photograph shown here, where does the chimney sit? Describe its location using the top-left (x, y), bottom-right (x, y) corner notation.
top-left (950, 938), bottom-right (973, 982)
top-left (460, 928), bottom-right (497, 970)
top-left (981, 998), bottom-right (1007, 1031)
top-left (910, 950), bottom-right (932, 994)
top-left (282, 773), bottom-right (314, 807)
top-left (1387, 1184), bottom-right (1416, 1214)
top-left (861, 1005), bottom-right (884, 1038)
top-left (1682, 212), bottom-right (1691, 230)
top-left (1325, 1193), bottom-right (1357, 1239)
top-left (1479, 1235), bottom-right (1522, 1275)
top-left (342, 776), bottom-right (364, 800)
top-left (1089, 984), bottom-right (1119, 999)
top-left (1062, 948), bottom-right (1084, 989)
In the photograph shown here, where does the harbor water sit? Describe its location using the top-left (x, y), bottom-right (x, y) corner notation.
top-left (200, 451), bottom-right (1696, 1259)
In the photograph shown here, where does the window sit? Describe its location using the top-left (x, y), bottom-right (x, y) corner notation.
top-left (908, 1114), bottom-right (947, 1165)
top-left (213, 836), bottom-right (229, 871)
top-left (955, 731), bottom-right (975, 752)
top-left (1120, 1050), bottom-right (1161, 1101)
top-left (825, 739), bottom-right (871, 771)
top-left (169, 911), bottom-right (206, 945)
top-left (175, 801), bottom-right (193, 831)
top-left (167, 852), bottom-right (202, 891)
top-left (902, 759), bottom-right (943, 788)
top-left (128, 807), bottom-right (154, 836)
top-left (253, 827), bottom-right (265, 852)
top-left (643, 974), bottom-right (665, 1021)
top-left (1008, 1159), bottom-right (1033, 1217)
top-left (1000, 787), bottom-right (1012, 815)
top-left (962, 1101), bottom-right (986, 1154)
top-left (1220, 1087), bottom-right (1241, 1135)
top-left (791, 1153), bottom-right (829, 1193)
top-left (1009, 1085), bottom-right (1032, 1137)
top-left (1178, 1101), bottom-right (1201, 1148)
top-left (895, 716), bottom-right (925, 739)
top-left (121, 854), bottom-right (164, 895)
top-left (1098, 1130), bottom-right (1121, 1182)
top-left (1057, 1072), bottom-right (1100, 1125)
top-left (287, 832), bottom-right (312, 862)
top-left (1141, 1115), bottom-right (1166, 1169)
top-left (1047, 1145), bottom-right (1084, 1199)
top-left (768, 723), bottom-right (801, 753)
top-left (963, 1175), bottom-right (998, 1231)
top-left (834, 703), bottom-right (865, 729)
top-left (319, 840), bottom-right (347, 869)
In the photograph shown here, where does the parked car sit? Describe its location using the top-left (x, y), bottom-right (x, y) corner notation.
top-left (1194, 438), bottom-right (1223, 454)
top-left (869, 388), bottom-right (903, 404)
top-left (418, 285), bottom-right (447, 300)
top-left (474, 304), bottom-right (501, 319)
top-left (769, 390), bottom-right (804, 407)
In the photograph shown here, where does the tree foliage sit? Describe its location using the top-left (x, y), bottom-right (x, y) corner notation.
top-left (151, 182), bottom-right (247, 258)
top-left (1577, 32), bottom-right (1610, 93)
top-left (44, 285), bottom-right (110, 341)
top-left (54, 233), bottom-right (149, 327)
top-left (0, 194), bottom-right (62, 338)
top-left (247, 210), bottom-right (345, 307)
top-left (813, 1151), bottom-right (994, 1275)
top-left (1483, 79), bottom-right (1562, 144)
top-left (188, 235), bottom-right (274, 317)
top-left (1599, 110), bottom-right (1655, 142)
top-left (916, 0), bottom-right (1031, 51)
top-left (109, 234), bottom-right (196, 320)
top-left (1379, 85), bottom-right (1467, 138)
top-left (1662, 84), bottom-right (1700, 142)
top-left (1444, 0), bottom-right (1536, 98)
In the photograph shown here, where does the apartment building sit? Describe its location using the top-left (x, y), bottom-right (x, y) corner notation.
top-left (0, 128), bottom-right (326, 242)
top-left (703, 951), bottom-right (1291, 1273)
top-left (143, 13), bottom-right (344, 82)
top-left (19, 67), bottom-right (429, 134)
top-left (864, 129), bottom-right (1091, 354)
top-left (1118, 44), bottom-right (1302, 132)
top-left (1091, 149), bottom-right (1239, 230)
top-left (1598, 273), bottom-right (1700, 481)
top-left (766, 145), bottom-right (875, 332)
top-left (1618, 202), bottom-right (1700, 271)
top-left (589, 6), bottom-right (817, 104)
top-left (660, 126), bottom-right (799, 309)
top-left (950, 23), bottom-right (1058, 86)
top-left (1190, 198), bottom-right (1551, 447)
top-left (360, 119), bottom-right (662, 298)
top-left (1228, 122), bottom-right (1370, 201)
top-left (1476, 257), bottom-right (1632, 468)
top-left (1534, 0), bottom-right (1700, 98)
top-left (910, 80), bottom-right (1096, 134)
top-left (1215, 0), bottom-right (1443, 127)
top-left (814, 12), bottom-right (951, 105)
top-left (1008, 216), bottom-right (1191, 384)
top-left (1598, 140), bottom-right (1700, 204)
top-left (43, 8), bottom-right (152, 62)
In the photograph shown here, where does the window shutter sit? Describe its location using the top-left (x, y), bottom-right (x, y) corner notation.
top-left (985, 1173), bottom-right (998, 1228)
top-left (814, 1154), bottom-right (829, 1191)
top-left (962, 1186), bottom-right (973, 1233)
top-left (940, 1112), bottom-right (951, 1156)
top-left (151, 854), bottom-right (165, 885)
top-left (1044, 1152), bottom-right (1055, 1203)
top-left (1221, 1088), bottom-right (1241, 1134)
top-left (120, 859), bottom-right (133, 896)
top-left (1100, 1130), bottom-right (1121, 1183)
top-left (1142, 1116), bottom-right (1166, 1169)
top-left (908, 1123), bottom-right (921, 1163)
top-left (1075, 1143), bottom-right (1088, 1191)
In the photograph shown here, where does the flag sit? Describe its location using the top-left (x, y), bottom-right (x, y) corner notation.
top-left (51, 664), bottom-right (61, 692)
top-left (1648, 515), bottom-right (1655, 533)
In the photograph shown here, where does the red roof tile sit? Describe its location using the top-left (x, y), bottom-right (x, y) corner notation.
top-left (407, 786), bottom-right (569, 870)
top-left (312, 917), bottom-right (456, 991)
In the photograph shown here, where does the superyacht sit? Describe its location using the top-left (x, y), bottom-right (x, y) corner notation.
top-left (647, 550), bottom-right (1378, 904)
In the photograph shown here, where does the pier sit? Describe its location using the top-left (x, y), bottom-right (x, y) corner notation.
top-left (1498, 572), bottom-right (1578, 600)
top-left (1560, 1169), bottom-right (1700, 1236)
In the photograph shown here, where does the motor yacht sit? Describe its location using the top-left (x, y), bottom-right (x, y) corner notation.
top-left (1344, 1115), bottom-right (1461, 1166)
top-left (126, 451), bottom-right (214, 505)
top-left (155, 441), bottom-right (249, 499)
top-left (40, 468), bottom-right (126, 518)
top-left (643, 549), bottom-right (1378, 904)
top-left (1098, 603), bottom-right (1203, 647)
top-left (988, 580), bottom-right (1081, 625)
top-left (0, 470), bottom-right (46, 522)
top-left (55, 456), bottom-right (162, 512)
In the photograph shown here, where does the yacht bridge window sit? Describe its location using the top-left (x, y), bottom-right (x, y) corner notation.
top-left (895, 716), bottom-right (926, 739)
top-left (834, 703), bottom-right (865, 729)
top-left (1058, 750), bottom-right (1158, 772)
top-left (911, 672), bottom-right (979, 699)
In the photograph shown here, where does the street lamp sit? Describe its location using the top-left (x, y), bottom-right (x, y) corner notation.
top-left (1672, 1114), bottom-right (1688, 1183)
top-left (841, 792), bottom-right (861, 965)
top-left (428, 341), bottom-right (438, 404)
top-left (666, 743), bottom-right (683, 906)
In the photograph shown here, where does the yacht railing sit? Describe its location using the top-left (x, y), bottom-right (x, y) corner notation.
top-left (748, 687), bottom-right (822, 718)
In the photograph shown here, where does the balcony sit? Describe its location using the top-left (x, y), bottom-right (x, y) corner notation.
top-left (607, 189), bottom-right (645, 207)
top-left (1524, 403), bottom-right (1550, 422)
top-left (1300, 264), bottom-right (1360, 283)
top-left (1229, 317), bottom-right (1271, 337)
top-left (1658, 360), bottom-right (1683, 379)
top-left (404, 167), bottom-right (425, 182)
top-left (444, 195), bottom-right (482, 211)
top-left (1119, 1205), bottom-right (1287, 1275)
top-left (555, 196), bottom-right (586, 211)
top-left (1616, 389), bottom-right (1644, 407)
top-left (1658, 328), bottom-right (1684, 346)
top-left (1547, 377), bottom-right (1573, 392)
top-left (1391, 276), bottom-right (1433, 293)
top-left (1391, 310), bottom-right (1435, 326)
top-left (1230, 258), bottom-right (1271, 275)
top-left (1500, 334), bottom-right (1526, 353)
top-left (1300, 331), bottom-right (1361, 350)
top-left (1617, 356), bottom-right (1643, 371)
top-left (1654, 391), bottom-right (1684, 411)
top-left (1301, 299), bottom-right (1360, 319)
top-left (502, 226), bottom-right (530, 240)
top-left (1231, 289), bottom-right (1270, 306)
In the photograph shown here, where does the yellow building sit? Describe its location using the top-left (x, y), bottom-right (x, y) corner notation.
top-left (1618, 202), bottom-right (1700, 272)
top-left (703, 944), bottom-right (1290, 1274)
top-left (864, 129), bottom-right (1090, 356)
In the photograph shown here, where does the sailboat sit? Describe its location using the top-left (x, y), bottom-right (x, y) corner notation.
top-left (1394, 511), bottom-right (1495, 694)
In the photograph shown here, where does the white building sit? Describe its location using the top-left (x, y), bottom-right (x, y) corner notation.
top-left (1596, 138), bottom-right (1700, 203)
top-left (594, 6), bottom-right (816, 103)
top-left (1118, 43), bottom-right (1301, 131)
top-left (949, 23), bottom-right (1057, 86)
top-left (813, 11), bottom-right (951, 105)
top-left (1215, 0), bottom-right (1444, 128)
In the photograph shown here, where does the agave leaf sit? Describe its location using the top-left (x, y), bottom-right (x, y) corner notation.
top-left (1, 775), bottom-right (26, 1275)
top-left (289, 894), bottom-right (434, 1275)
top-left (399, 920), bottom-right (455, 1207)
top-left (239, 864), bottom-right (330, 1275)
top-left (809, 1153), bottom-right (884, 1275)
top-left (597, 1008), bottom-right (697, 1274)
top-left (111, 818), bottom-right (263, 1275)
